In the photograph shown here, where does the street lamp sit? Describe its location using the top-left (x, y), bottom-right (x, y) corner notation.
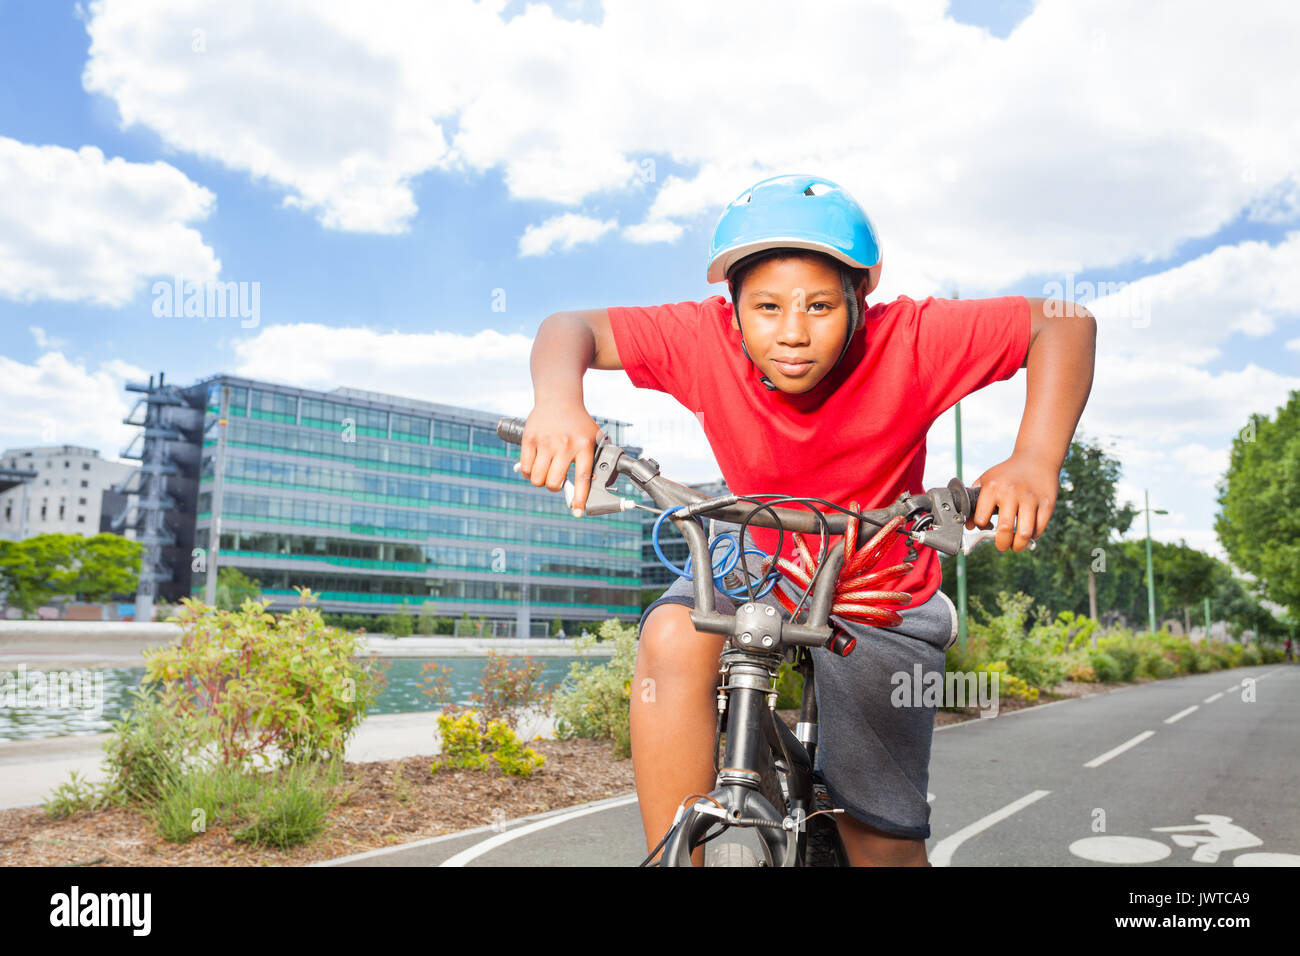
top-left (1142, 489), bottom-right (1168, 634)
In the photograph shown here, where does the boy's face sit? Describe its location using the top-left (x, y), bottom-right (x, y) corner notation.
top-left (730, 256), bottom-right (866, 393)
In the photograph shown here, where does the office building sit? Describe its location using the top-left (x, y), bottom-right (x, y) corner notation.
top-left (116, 373), bottom-right (641, 632)
top-left (0, 445), bottom-right (136, 540)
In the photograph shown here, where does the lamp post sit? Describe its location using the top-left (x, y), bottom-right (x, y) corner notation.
top-left (1142, 489), bottom-right (1168, 634)
top-left (955, 398), bottom-right (967, 646)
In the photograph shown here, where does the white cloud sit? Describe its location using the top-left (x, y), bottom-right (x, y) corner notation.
top-left (623, 220), bottom-right (684, 244)
top-left (518, 213), bottom-right (618, 256)
top-left (1084, 232), bottom-right (1300, 366)
top-left (29, 327), bottom-right (67, 350)
top-left (0, 350), bottom-right (147, 457)
top-left (0, 137), bottom-right (219, 307)
top-left (79, 0), bottom-right (1300, 289)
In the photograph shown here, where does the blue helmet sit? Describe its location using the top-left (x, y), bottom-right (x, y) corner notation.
top-left (706, 173), bottom-right (882, 292)
top-left (707, 174), bottom-right (883, 390)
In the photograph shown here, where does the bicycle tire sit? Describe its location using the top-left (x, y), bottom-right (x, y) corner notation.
top-left (805, 787), bottom-right (846, 867)
top-left (706, 842), bottom-right (763, 867)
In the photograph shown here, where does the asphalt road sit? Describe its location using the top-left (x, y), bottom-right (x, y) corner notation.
top-left (317, 664), bottom-right (1299, 867)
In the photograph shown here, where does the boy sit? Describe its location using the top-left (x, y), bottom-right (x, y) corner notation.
top-left (520, 174), bottom-right (1095, 865)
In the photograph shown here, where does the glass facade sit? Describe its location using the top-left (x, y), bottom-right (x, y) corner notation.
top-left (191, 378), bottom-right (639, 631)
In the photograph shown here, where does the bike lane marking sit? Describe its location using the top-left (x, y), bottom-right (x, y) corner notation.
top-left (1164, 705), bottom-right (1198, 724)
top-left (1083, 730), bottom-right (1156, 768)
top-left (928, 789), bottom-right (1052, 867)
top-left (439, 793), bottom-right (640, 867)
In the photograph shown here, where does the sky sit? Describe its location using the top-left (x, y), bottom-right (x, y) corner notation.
top-left (0, 0), bottom-right (1297, 568)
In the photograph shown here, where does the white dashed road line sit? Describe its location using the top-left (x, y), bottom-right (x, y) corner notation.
top-left (439, 793), bottom-right (640, 867)
top-left (1164, 705), bottom-right (1198, 724)
top-left (1203, 692), bottom-right (1223, 703)
top-left (928, 790), bottom-right (1052, 867)
top-left (1083, 730), bottom-right (1156, 768)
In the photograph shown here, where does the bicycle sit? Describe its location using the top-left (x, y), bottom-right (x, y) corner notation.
top-left (497, 416), bottom-right (1029, 867)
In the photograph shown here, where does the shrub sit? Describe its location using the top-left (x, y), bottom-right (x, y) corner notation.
top-left (391, 604), bottom-right (414, 637)
top-left (553, 619), bottom-right (638, 758)
top-left (1137, 649), bottom-right (1176, 679)
top-left (430, 712), bottom-right (490, 771)
top-left (151, 762), bottom-right (263, 844)
top-left (983, 661), bottom-right (1038, 701)
top-left (775, 658), bottom-right (804, 709)
top-left (1240, 644), bottom-right (1262, 666)
top-left (101, 686), bottom-right (209, 807)
top-left (430, 712), bottom-right (544, 777)
top-left (42, 770), bottom-right (112, 819)
top-left (1065, 660), bottom-right (1098, 682)
top-left (1089, 651), bottom-right (1122, 683)
top-left (231, 757), bottom-right (344, 848)
top-left (150, 589), bottom-right (383, 770)
top-left (484, 720), bottom-right (546, 777)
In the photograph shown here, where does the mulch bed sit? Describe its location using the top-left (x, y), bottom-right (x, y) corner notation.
top-left (0, 737), bottom-right (635, 867)
top-left (0, 680), bottom-right (1135, 866)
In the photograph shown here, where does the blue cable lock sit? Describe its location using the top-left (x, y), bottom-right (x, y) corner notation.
top-left (651, 506), bottom-right (781, 600)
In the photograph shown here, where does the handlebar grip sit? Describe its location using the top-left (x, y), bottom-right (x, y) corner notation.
top-left (496, 417), bottom-right (526, 445)
top-left (966, 485), bottom-right (997, 518)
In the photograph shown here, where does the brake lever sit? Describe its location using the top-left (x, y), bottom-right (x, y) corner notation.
top-left (512, 431), bottom-right (631, 517)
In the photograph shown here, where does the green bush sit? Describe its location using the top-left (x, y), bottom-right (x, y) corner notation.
top-left (553, 619), bottom-right (638, 758)
top-left (231, 757), bottom-right (345, 849)
top-left (775, 658), bottom-right (804, 709)
top-left (1240, 644), bottom-right (1262, 666)
top-left (101, 686), bottom-right (209, 807)
top-left (430, 712), bottom-right (544, 777)
top-left (391, 604), bottom-right (414, 637)
top-left (42, 770), bottom-right (112, 819)
top-left (430, 712), bottom-right (490, 771)
top-left (1137, 649), bottom-right (1176, 679)
top-left (151, 762), bottom-right (263, 843)
top-left (1088, 651), bottom-right (1122, 683)
top-left (151, 589), bottom-right (383, 770)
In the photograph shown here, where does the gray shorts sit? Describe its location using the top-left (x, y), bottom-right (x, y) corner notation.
top-left (638, 547), bottom-right (958, 840)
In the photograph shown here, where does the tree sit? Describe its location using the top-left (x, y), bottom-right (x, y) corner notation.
top-left (214, 566), bottom-right (261, 611)
top-left (0, 534), bottom-right (87, 618)
top-left (1159, 540), bottom-right (1221, 635)
top-left (1215, 390), bottom-right (1300, 621)
top-left (68, 533), bottom-right (142, 602)
top-left (417, 600), bottom-right (438, 635)
top-left (1046, 437), bottom-right (1137, 623)
top-left (391, 601), bottom-right (414, 637)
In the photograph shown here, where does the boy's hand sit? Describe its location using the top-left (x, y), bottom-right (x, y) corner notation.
top-left (965, 452), bottom-right (1060, 552)
top-left (518, 401), bottom-right (604, 516)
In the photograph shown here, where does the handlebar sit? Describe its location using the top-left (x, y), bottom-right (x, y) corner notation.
top-left (497, 416), bottom-right (1023, 654)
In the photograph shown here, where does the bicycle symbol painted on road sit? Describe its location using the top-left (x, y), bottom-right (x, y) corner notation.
top-left (1069, 814), bottom-right (1300, 865)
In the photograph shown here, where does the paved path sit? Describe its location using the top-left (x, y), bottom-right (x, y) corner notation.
top-left (316, 664), bottom-right (1300, 866)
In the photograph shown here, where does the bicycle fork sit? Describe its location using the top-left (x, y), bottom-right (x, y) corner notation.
top-left (659, 653), bottom-right (819, 866)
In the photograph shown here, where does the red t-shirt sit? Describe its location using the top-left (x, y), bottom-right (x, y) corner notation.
top-left (607, 294), bottom-right (1031, 610)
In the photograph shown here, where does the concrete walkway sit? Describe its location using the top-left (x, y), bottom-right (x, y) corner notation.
top-left (0, 621), bottom-right (609, 668)
top-left (0, 708), bottom-right (556, 811)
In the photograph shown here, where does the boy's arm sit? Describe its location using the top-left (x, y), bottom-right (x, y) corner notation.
top-left (967, 297), bottom-right (1097, 551)
top-left (520, 310), bottom-right (622, 516)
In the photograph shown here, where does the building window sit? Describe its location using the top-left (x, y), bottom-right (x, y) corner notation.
top-left (44, 479), bottom-right (50, 486)
top-left (80, 480), bottom-right (88, 488)
top-left (40, 505), bottom-right (46, 520)
top-left (82, 462), bottom-right (91, 471)
top-left (3, 504), bottom-right (9, 521)
top-left (76, 515), bottom-right (85, 524)
top-left (59, 503), bottom-right (65, 520)
top-left (64, 461), bottom-right (70, 468)
top-left (78, 497), bottom-right (87, 505)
